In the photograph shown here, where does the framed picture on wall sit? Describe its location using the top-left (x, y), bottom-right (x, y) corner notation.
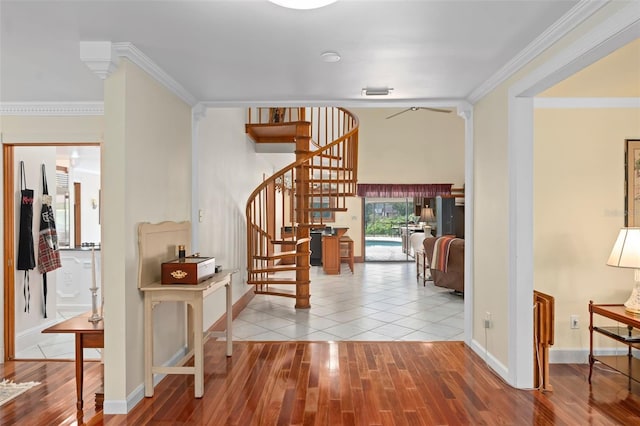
top-left (625, 139), bottom-right (640, 226)
top-left (310, 196), bottom-right (335, 222)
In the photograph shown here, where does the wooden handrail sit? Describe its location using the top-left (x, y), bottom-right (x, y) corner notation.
top-left (245, 107), bottom-right (359, 306)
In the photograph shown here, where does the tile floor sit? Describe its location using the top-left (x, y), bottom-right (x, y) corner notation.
top-left (15, 310), bottom-right (102, 360)
top-left (234, 261), bottom-right (464, 342)
top-left (15, 261), bottom-right (463, 359)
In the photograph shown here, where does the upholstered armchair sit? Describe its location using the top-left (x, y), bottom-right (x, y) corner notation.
top-left (423, 236), bottom-right (464, 294)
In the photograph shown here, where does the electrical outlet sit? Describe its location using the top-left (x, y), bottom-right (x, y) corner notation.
top-left (570, 314), bottom-right (579, 329)
top-left (484, 312), bottom-right (492, 329)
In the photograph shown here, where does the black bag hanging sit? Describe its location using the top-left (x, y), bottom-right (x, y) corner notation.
top-left (37, 164), bottom-right (61, 318)
top-left (17, 161), bottom-right (36, 313)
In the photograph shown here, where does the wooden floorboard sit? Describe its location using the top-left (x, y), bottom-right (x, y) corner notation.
top-left (3, 341), bottom-right (640, 425)
top-left (0, 358), bottom-right (102, 425)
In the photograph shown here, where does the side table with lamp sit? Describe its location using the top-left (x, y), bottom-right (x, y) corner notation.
top-left (589, 228), bottom-right (640, 389)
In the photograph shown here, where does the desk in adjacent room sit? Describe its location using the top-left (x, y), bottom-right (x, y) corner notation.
top-left (42, 312), bottom-right (103, 412)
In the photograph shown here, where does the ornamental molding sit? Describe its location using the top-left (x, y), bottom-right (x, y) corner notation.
top-left (113, 42), bottom-right (198, 106)
top-left (467, 0), bottom-right (610, 104)
top-left (0, 102), bottom-right (104, 116)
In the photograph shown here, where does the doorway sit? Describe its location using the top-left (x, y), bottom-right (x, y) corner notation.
top-left (3, 143), bottom-right (101, 360)
top-left (363, 197), bottom-right (418, 262)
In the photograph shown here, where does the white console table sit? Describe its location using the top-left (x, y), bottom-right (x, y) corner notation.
top-left (137, 221), bottom-right (235, 399)
top-left (140, 270), bottom-right (234, 398)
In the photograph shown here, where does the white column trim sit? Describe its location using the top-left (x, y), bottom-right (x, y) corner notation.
top-left (506, 3), bottom-right (640, 388)
top-left (191, 104), bottom-right (207, 252)
top-left (457, 102), bottom-right (474, 346)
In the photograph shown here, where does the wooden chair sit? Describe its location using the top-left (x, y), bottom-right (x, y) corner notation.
top-left (339, 236), bottom-right (354, 273)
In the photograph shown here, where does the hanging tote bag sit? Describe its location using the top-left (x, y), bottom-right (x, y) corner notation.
top-left (17, 161), bottom-right (36, 313)
top-left (37, 164), bottom-right (61, 318)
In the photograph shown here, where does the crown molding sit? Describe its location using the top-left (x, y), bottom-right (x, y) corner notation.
top-left (467, 0), bottom-right (610, 104)
top-left (534, 97), bottom-right (640, 108)
top-left (113, 42), bottom-right (198, 107)
top-left (192, 103), bottom-right (207, 122)
top-left (0, 102), bottom-right (104, 116)
top-left (80, 41), bottom-right (119, 79)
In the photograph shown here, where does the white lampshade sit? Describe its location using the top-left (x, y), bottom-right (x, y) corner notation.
top-left (607, 227), bottom-right (640, 313)
top-left (607, 228), bottom-right (640, 268)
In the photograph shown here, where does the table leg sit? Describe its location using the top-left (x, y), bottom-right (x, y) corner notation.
top-left (75, 334), bottom-right (84, 412)
top-left (193, 298), bottom-right (204, 398)
top-left (144, 294), bottom-right (154, 397)
top-left (226, 281), bottom-right (232, 357)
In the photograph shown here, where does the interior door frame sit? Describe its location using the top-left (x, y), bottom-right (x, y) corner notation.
top-left (3, 142), bottom-right (99, 360)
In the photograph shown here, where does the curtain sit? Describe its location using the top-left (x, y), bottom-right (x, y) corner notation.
top-left (356, 183), bottom-right (452, 198)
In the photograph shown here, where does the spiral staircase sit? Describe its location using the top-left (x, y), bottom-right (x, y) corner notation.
top-left (245, 107), bottom-right (359, 308)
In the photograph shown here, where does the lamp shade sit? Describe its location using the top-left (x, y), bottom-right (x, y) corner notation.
top-left (607, 228), bottom-right (640, 268)
top-left (420, 207), bottom-right (435, 223)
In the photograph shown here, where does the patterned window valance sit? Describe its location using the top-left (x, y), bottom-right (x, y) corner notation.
top-left (356, 184), bottom-right (452, 198)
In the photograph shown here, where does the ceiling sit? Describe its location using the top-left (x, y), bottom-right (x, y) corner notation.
top-left (1, 0), bottom-right (586, 106)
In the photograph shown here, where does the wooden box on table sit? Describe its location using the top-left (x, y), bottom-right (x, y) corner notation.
top-left (161, 256), bottom-right (216, 284)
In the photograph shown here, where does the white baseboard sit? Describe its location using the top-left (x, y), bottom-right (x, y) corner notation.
top-left (103, 399), bottom-right (128, 414)
top-left (469, 338), bottom-right (510, 384)
top-left (103, 346), bottom-right (187, 414)
top-left (550, 347), bottom-right (634, 364)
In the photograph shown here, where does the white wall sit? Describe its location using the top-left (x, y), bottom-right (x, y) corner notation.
top-left (72, 167), bottom-right (101, 243)
top-left (13, 146), bottom-right (58, 339)
top-left (534, 107), bottom-right (640, 357)
top-left (195, 108), bottom-right (276, 326)
top-left (102, 58), bottom-right (192, 412)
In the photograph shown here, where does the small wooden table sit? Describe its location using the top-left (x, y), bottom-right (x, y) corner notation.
top-left (42, 312), bottom-right (104, 411)
top-left (589, 302), bottom-right (640, 389)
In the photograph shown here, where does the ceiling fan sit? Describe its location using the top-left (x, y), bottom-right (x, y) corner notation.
top-left (386, 107), bottom-right (451, 120)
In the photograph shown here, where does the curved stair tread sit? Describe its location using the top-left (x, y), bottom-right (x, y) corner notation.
top-left (248, 277), bottom-right (302, 285)
top-left (270, 237), bottom-right (311, 245)
top-left (253, 250), bottom-right (309, 260)
top-left (249, 265), bottom-right (308, 273)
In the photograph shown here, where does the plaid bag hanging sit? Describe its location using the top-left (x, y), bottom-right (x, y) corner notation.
top-left (37, 164), bottom-right (61, 318)
top-left (17, 161), bottom-right (36, 313)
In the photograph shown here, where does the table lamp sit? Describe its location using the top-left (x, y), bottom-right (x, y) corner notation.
top-left (420, 207), bottom-right (435, 225)
top-left (607, 228), bottom-right (640, 313)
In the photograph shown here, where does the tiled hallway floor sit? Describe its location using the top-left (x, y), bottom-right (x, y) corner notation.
top-left (15, 310), bottom-right (102, 360)
top-left (16, 262), bottom-right (463, 359)
top-left (234, 262), bottom-right (464, 341)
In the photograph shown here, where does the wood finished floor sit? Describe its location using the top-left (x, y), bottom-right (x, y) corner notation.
top-left (2, 341), bottom-right (640, 425)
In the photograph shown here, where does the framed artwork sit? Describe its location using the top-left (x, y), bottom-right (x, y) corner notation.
top-left (625, 139), bottom-right (640, 226)
top-left (269, 107), bottom-right (286, 123)
top-left (310, 196), bottom-right (335, 222)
